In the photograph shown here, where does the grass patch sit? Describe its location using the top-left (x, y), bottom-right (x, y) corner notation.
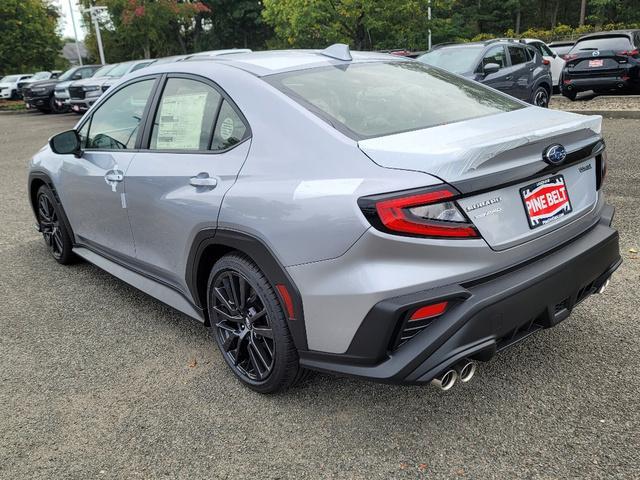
top-left (0, 100), bottom-right (26, 111)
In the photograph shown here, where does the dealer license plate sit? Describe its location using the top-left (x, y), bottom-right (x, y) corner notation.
top-left (589, 59), bottom-right (603, 67)
top-left (520, 174), bottom-right (572, 229)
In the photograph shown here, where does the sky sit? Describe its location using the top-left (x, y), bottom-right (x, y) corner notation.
top-left (54, 0), bottom-right (87, 41)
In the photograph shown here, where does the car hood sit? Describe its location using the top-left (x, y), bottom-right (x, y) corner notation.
top-left (0, 82), bottom-right (14, 89)
top-left (26, 79), bottom-right (58, 89)
top-left (358, 107), bottom-right (602, 184)
top-left (70, 76), bottom-right (112, 87)
top-left (55, 80), bottom-right (73, 89)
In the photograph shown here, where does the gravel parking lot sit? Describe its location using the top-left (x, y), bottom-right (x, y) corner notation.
top-left (1, 111), bottom-right (638, 479)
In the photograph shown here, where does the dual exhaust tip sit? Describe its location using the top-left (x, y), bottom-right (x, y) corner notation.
top-left (430, 359), bottom-right (477, 391)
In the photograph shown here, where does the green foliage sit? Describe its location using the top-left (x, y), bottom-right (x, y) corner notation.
top-left (0, 0), bottom-right (63, 76)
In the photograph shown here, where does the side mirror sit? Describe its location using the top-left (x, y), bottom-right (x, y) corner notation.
top-left (483, 63), bottom-right (500, 75)
top-left (49, 130), bottom-right (82, 157)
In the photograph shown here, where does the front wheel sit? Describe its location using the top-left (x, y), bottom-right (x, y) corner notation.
top-left (36, 185), bottom-right (75, 264)
top-left (207, 253), bottom-right (308, 393)
top-left (532, 86), bottom-right (550, 108)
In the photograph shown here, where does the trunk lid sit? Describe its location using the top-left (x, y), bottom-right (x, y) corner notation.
top-left (358, 108), bottom-right (603, 250)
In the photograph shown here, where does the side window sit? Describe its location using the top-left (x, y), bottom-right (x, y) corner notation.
top-left (86, 79), bottom-right (154, 150)
top-left (78, 120), bottom-right (90, 149)
top-left (480, 46), bottom-right (507, 70)
top-left (508, 46), bottom-right (528, 65)
top-left (150, 78), bottom-right (221, 151)
top-left (525, 46), bottom-right (536, 62)
top-left (539, 43), bottom-right (554, 57)
top-left (211, 100), bottom-right (248, 151)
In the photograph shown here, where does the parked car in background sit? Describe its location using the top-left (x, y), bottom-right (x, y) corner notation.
top-left (417, 39), bottom-right (553, 107)
top-left (548, 40), bottom-right (575, 57)
top-left (23, 65), bottom-right (101, 113)
top-left (17, 71), bottom-right (61, 97)
top-left (560, 30), bottom-right (640, 100)
top-left (53, 65), bottom-right (102, 112)
top-left (522, 38), bottom-right (565, 91)
top-left (69, 60), bottom-right (153, 113)
top-left (29, 47), bottom-right (619, 393)
top-left (0, 74), bottom-right (33, 99)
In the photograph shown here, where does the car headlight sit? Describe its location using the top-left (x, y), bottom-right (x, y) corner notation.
top-left (31, 87), bottom-right (48, 93)
top-left (82, 86), bottom-right (100, 92)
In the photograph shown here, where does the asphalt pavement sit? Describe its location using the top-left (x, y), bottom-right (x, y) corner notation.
top-left (1, 111), bottom-right (638, 479)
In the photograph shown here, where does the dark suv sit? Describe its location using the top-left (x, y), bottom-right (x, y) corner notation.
top-left (23, 65), bottom-right (100, 113)
top-left (560, 30), bottom-right (640, 100)
top-left (417, 39), bottom-right (553, 107)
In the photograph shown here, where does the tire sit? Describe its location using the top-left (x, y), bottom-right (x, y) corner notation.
top-left (532, 86), bottom-right (550, 108)
top-left (207, 253), bottom-right (308, 393)
top-left (35, 185), bottom-right (75, 264)
top-left (563, 89), bottom-right (577, 101)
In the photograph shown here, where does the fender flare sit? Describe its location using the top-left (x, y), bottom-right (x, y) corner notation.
top-left (28, 171), bottom-right (76, 243)
top-left (186, 229), bottom-right (308, 351)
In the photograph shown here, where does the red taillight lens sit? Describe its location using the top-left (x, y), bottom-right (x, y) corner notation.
top-left (409, 301), bottom-right (448, 322)
top-left (542, 59), bottom-right (551, 66)
top-left (617, 49), bottom-right (639, 58)
top-left (276, 284), bottom-right (295, 320)
top-left (358, 186), bottom-right (479, 238)
top-left (563, 53), bottom-right (578, 61)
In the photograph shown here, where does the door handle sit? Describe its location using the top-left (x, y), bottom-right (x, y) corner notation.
top-left (190, 174), bottom-right (217, 188)
top-left (105, 171), bottom-right (124, 182)
top-left (505, 75), bottom-right (513, 80)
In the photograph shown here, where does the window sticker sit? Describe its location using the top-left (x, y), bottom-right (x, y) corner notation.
top-left (219, 117), bottom-right (234, 141)
top-left (155, 92), bottom-right (208, 149)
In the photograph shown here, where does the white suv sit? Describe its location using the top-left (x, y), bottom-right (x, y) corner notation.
top-left (0, 74), bottom-right (33, 100)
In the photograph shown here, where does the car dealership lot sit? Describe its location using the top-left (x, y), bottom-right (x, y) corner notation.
top-left (1, 112), bottom-right (638, 479)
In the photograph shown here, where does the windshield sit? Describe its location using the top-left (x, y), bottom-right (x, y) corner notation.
top-left (92, 65), bottom-right (115, 78)
top-left (31, 71), bottom-right (50, 80)
top-left (58, 68), bottom-right (77, 81)
top-left (270, 61), bottom-right (523, 139)
top-left (106, 62), bottom-right (135, 77)
top-left (571, 35), bottom-right (632, 52)
top-left (417, 46), bottom-right (483, 74)
top-left (0, 75), bottom-right (21, 83)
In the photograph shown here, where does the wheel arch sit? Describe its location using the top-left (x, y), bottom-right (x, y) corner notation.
top-left (28, 171), bottom-right (76, 242)
top-left (186, 229), bottom-right (308, 351)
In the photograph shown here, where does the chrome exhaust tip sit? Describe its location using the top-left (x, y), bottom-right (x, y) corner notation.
top-left (597, 278), bottom-right (610, 294)
top-left (431, 369), bottom-right (457, 391)
top-left (456, 360), bottom-right (477, 383)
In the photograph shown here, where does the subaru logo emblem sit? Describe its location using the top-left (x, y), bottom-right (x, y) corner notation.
top-left (592, 50), bottom-right (600, 56)
top-left (543, 144), bottom-right (567, 165)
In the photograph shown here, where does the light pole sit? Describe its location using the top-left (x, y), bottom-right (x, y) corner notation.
top-left (427, 0), bottom-right (432, 50)
top-left (67, 0), bottom-right (83, 65)
top-left (84, 6), bottom-right (108, 64)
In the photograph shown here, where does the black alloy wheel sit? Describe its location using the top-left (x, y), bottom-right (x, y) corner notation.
top-left (36, 185), bottom-right (75, 264)
top-left (207, 254), bottom-right (308, 393)
top-left (533, 86), bottom-right (550, 108)
top-left (212, 269), bottom-right (276, 381)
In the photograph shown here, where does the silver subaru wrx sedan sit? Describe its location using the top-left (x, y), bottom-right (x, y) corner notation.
top-left (29, 45), bottom-right (621, 393)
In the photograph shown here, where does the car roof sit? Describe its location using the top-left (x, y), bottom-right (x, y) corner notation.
top-left (180, 48), bottom-right (405, 76)
top-left (577, 30), bottom-right (639, 41)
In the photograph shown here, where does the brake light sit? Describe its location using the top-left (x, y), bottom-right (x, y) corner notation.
top-left (409, 301), bottom-right (448, 322)
top-left (358, 186), bottom-right (479, 238)
top-left (563, 53), bottom-right (578, 61)
top-left (542, 59), bottom-right (551, 66)
top-left (617, 49), bottom-right (639, 58)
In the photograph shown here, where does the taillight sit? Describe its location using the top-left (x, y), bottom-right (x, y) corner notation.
top-left (542, 58), bottom-right (551, 66)
top-left (617, 49), bottom-right (639, 58)
top-left (563, 53), bottom-right (578, 61)
top-left (358, 186), bottom-right (479, 238)
top-left (596, 150), bottom-right (607, 190)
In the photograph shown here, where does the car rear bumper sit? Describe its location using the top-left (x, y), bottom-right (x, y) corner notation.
top-left (563, 71), bottom-right (640, 92)
top-left (299, 204), bottom-right (621, 384)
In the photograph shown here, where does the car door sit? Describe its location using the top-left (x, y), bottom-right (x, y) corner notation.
top-left (476, 45), bottom-right (513, 93)
top-left (124, 74), bottom-right (251, 289)
top-left (56, 77), bottom-right (158, 258)
top-left (506, 45), bottom-right (533, 100)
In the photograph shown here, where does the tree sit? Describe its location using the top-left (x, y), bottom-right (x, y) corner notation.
top-left (0, 0), bottom-right (63, 76)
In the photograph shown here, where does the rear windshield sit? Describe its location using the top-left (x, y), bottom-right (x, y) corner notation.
top-left (417, 46), bottom-right (484, 74)
top-left (571, 35), bottom-right (632, 52)
top-left (269, 61), bottom-right (523, 139)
